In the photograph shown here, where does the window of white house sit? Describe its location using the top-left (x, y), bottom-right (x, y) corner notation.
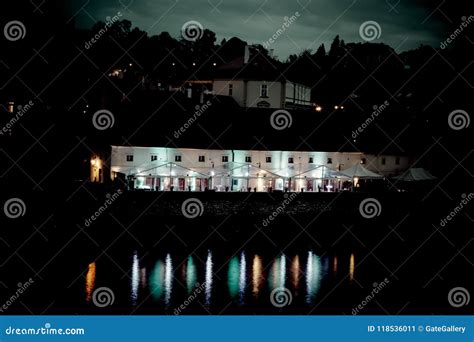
top-left (260, 84), bottom-right (268, 97)
top-left (308, 157), bottom-right (314, 163)
top-left (228, 84), bottom-right (233, 96)
top-left (361, 158), bottom-right (366, 164)
top-left (288, 157), bottom-right (294, 164)
top-left (126, 155), bottom-right (134, 162)
top-left (266, 156), bottom-right (272, 163)
top-left (175, 155), bottom-right (182, 162)
top-left (245, 156), bottom-right (252, 163)
top-left (222, 156), bottom-right (229, 162)
top-left (395, 157), bottom-right (400, 165)
top-left (151, 155), bottom-right (158, 161)
top-left (381, 157), bottom-right (386, 165)
top-left (198, 155), bottom-right (205, 162)
top-left (327, 158), bottom-right (332, 164)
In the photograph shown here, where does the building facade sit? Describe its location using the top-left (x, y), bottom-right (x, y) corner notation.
top-left (109, 146), bottom-right (410, 192)
top-left (213, 79), bottom-right (311, 109)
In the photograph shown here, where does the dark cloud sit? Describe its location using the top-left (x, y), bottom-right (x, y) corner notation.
top-left (69, 0), bottom-right (449, 58)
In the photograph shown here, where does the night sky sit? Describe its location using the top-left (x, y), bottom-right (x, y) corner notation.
top-left (68, 0), bottom-right (449, 59)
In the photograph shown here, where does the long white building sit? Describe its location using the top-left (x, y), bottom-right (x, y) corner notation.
top-left (106, 146), bottom-right (410, 192)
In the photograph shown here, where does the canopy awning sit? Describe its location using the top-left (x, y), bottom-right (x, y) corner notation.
top-left (212, 162), bottom-right (281, 178)
top-left (135, 162), bottom-right (207, 177)
top-left (393, 168), bottom-right (437, 181)
top-left (287, 165), bottom-right (350, 179)
top-left (341, 164), bottom-right (383, 178)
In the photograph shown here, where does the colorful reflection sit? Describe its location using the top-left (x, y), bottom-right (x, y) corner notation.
top-left (186, 256), bottom-right (197, 294)
top-left (349, 253), bottom-right (355, 282)
top-left (164, 254), bottom-right (173, 306)
top-left (205, 250), bottom-right (213, 305)
top-left (85, 262), bottom-right (96, 303)
top-left (140, 268), bottom-right (147, 289)
top-left (149, 260), bottom-right (164, 300)
top-left (227, 256), bottom-right (239, 298)
top-left (252, 255), bottom-right (263, 297)
top-left (239, 252), bottom-right (247, 303)
top-left (268, 254), bottom-right (287, 291)
top-left (131, 252), bottom-right (139, 306)
top-left (305, 251), bottom-right (322, 304)
top-left (291, 255), bottom-right (300, 289)
top-left (120, 249), bottom-right (353, 309)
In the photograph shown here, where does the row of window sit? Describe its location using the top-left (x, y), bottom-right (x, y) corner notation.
top-left (126, 155), bottom-right (401, 165)
top-left (227, 84), bottom-right (268, 97)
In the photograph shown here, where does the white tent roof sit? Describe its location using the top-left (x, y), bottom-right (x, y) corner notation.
top-left (394, 168), bottom-right (437, 181)
top-left (341, 164), bottom-right (384, 178)
top-left (290, 165), bottom-right (350, 179)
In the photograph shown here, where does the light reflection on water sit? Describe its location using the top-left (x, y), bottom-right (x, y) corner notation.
top-left (131, 252), bottom-right (139, 306)
top-left (227, 256), bottom-right (239, 298)
top-left (305, 251), bottom-right (322, 304)
top-left (252, 255), bottom-right (263, 297)
top-left (164, 254), bottom-right (172, 306)
top-left (186, 256), bottom-right (197, 294)
top-left (87, 250), bottom-right (356, 309)
top-left (291, 255), bottom-right (300, 290)
top-left (205, 251), bottom-right (213, 305)
top-left (85, 262), bottom-right (96, 303)
top-left (238, 252), bottom-right (246, 303)
top-left (349, 253), bottom-right (355, 283)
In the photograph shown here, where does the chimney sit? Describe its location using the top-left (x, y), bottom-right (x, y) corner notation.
top-left (244, 45), bottom-right (250, 64)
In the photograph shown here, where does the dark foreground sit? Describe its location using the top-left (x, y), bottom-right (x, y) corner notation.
top-left (1, 189), bottom-right (472, 315)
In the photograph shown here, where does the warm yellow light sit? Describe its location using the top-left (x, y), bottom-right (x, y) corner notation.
top-left (315, 106), bottom-right (322, 112)
top-left (340, 105), bottom-right (344, 109)
top-left (91, 158), bottom-right (97, 166)
top-left (334, 105), bottom-right (339, 110)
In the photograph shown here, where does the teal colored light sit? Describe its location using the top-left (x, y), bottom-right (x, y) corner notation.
top-left (149, 260), bottom-right (164, 301)
top-left (228, 256), bottom-right (239, 298)
top-left (186, 256), bottom-right (197, 294)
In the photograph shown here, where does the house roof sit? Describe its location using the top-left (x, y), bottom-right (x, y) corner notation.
top-left (213, 49), bottom-right (285, 81)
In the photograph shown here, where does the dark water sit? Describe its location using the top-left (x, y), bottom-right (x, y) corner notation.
top-left (81, 248), bottom-right (360, 314)
top-left (2, 192), bottom-right (471, 315)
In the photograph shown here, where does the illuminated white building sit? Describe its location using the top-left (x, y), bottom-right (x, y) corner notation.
top-left (212, 45), bottom-right (311, 109)
top-left (109, 146), bottom-right (410, 192)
